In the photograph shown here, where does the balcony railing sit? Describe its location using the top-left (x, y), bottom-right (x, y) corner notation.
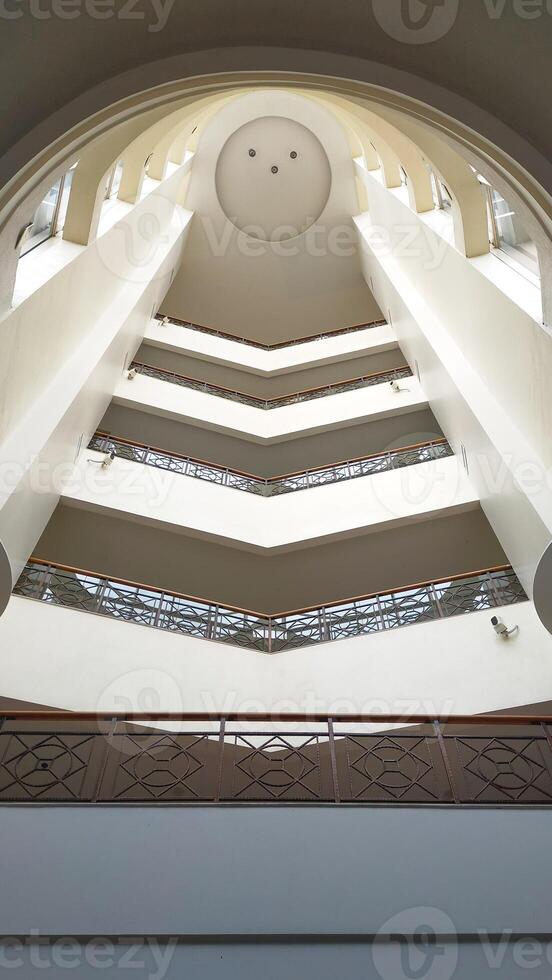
top-left (129, 360), bottom-right (413, 409)
top-left (154, 313), bottom-right (387, 350)
top-left (89, 432), bottom-right (454, 497)
top-left (14, 561), bottom-right (527, 654)
top-left (0, 710), bottom-right (551, 805)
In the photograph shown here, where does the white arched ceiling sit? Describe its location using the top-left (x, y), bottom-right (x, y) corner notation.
top-left (2, 72), bottom-right (551, 319)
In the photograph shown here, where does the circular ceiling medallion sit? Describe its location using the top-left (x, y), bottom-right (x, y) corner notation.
top-left (215, 116), bottom-right (331, 242)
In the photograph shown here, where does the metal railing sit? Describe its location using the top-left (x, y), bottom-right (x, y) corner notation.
top-left (129, 360), bottom-right (413, 409)
top-left (0, 710), bottom-right (551, 805)
top-left (89, 432), bottom-right (454, 497)
top-left (14, 561), bottom-right (527, 654)
top-left (154, 313), bottom-right (388, 350)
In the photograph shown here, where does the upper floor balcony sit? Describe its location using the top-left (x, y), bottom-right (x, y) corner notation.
top-left (114, 362), bottom-right (427, 442)
top-left (14, 560), bottom-right (527, 654)
top-left (89, 431), bottom-right (454, 497)
top-left (146, 313), bottom-right (396, 377)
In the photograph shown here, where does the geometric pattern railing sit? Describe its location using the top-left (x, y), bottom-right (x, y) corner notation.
top-left (0, 712), bottom-right (551, 805)
top-left (89, 433), bottom-right (454, 497)
top-left (154, 313), bottom-right (388, 350)
top-left (129, 361), bottom-right (413, 410)
top-left (14, 562), bottom-right (528, 654)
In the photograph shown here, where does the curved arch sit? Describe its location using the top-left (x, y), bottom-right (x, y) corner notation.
top-left (118, 93), bottom-right (237, 202)
top-left (313, 93), bottom-right (434, 213)
top-left (372, 105), bottom-right (490, 257)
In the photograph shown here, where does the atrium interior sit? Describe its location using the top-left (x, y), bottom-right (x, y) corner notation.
top-left (0, 5), bottom-right (552, 972)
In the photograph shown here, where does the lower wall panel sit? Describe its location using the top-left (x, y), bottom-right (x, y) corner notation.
top-left (4, 938), bottom-right (552, 978)
top-left (1, 806), bottom-right (552, 939)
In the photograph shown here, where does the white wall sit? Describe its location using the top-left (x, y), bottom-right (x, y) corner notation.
top-left (66, 451), bottom-right (477, 551)
top-left (113, 372), bottom-right (428, 442)
top-left (145, 318), bottom-right (393, 376)
top-left (1, 597), bottom-right (550, 717)
top-left (0, 164), bottom-right (194, 611)
top-left (355, 170), bottom-right (552, 597)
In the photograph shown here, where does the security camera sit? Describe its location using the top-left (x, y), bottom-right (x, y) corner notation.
top-left (161, 316), bottom-right (170, 326)
top-left (127, 368), bottom-right (137, 380)
top-left (390, 380), bottom-right (409, 393)
top-left (87, 450), bottom-right (116, 468)
top-left (491, 615), bottom-right (519, 639)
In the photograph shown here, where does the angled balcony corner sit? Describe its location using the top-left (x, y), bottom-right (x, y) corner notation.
top-left (14, 559), bottom-right (527, 654)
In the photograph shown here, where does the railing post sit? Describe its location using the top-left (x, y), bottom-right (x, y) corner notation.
top-left (320, 606), bottom-right (330, 642)
top-left (431, 583), bottom-right (445, 619)
top-left (375, 593), bottom-right (385, 632)
top-left (93, 716), bottom-right (118, 802)
top-left (207, 605), bottom-right (219, 641)
top-left (153, 593), bottom-right (165, 628)
top-left (95, 578), bottom-right (107, 614)
top-left (328, 718), bottom-right (341, 803)
top-left (487, 570), bottom-right (503, 607)
top-left (267, 618), bottom-right (273, 654)
top-left (215, 717), bottom-right (226, 803)
top-left (540, 722), bottom-right (552, 772)
top-left (433, 720), bottom-right (459, 804)
top-left (38, 563), bottom-right (52, 600)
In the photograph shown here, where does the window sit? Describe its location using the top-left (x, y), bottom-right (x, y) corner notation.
top-left (104, 160), bottom-right (123, 200)
top-left (55, 163), bottom-right (76, 235)
top-left (487, 187), bottom-right (539, 277)
top-left (19, 178), bottom-right (62, 255)
top-left (429, 170), bottom-right (452, 210)
top-left (19, 162), bottom-right (77, 255)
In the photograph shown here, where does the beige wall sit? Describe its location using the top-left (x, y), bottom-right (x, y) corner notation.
top-left (35, 505), bottom-right (506, 613)
top-left (100, 404), bottom-right (442, 476)
top-left (134, 340), bottom-right (406, 398)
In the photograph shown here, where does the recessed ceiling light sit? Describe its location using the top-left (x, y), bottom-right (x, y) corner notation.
top-left (249, 148), bottom-right (256, 157)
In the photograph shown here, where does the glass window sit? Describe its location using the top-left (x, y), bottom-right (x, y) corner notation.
top-left (19, 162), bottom-right (78, 254)
top-left (429, 170), bottom-right (452, 210)
top-left (104, 160), bottom-right (123, 200)
top-left (55, 163), bottom-right (76, 235)
top-left (488, 187), bottom-right (539, 276)
top-left (19, 178), bottom-right (62, 255)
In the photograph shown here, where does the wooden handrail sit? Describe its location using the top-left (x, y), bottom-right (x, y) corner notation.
top-left (1, 710), bottom-right (550, 725)
top-left (92, 431), bottom-right (449, 483)
top-left (131, 360), bottom-right (412, 404)
top-left (154, 314), bottom-right (388, 350)
top-left (25, 558), bottom-right (516, 622)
